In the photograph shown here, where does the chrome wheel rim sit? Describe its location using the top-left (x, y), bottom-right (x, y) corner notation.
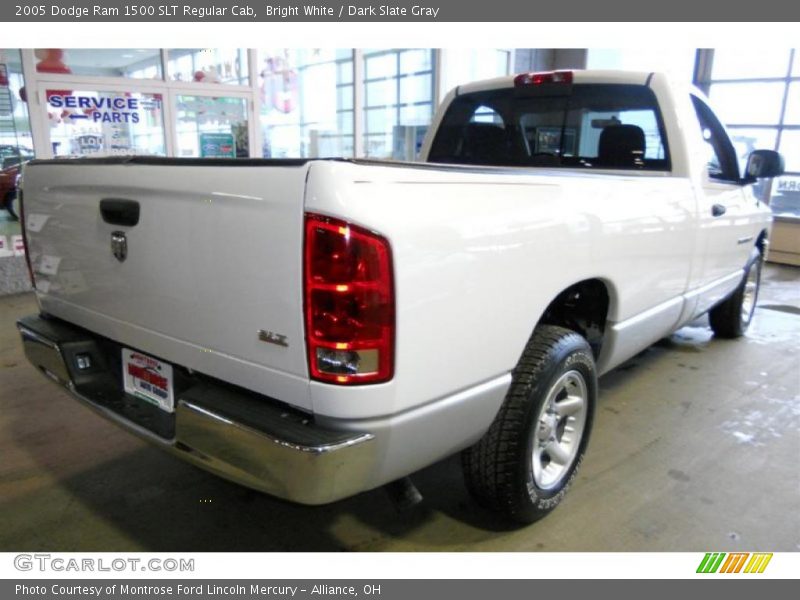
top-left (531, 370), bottom-right (588, 490)
top-left (741, 262), bottom-right (760, 324)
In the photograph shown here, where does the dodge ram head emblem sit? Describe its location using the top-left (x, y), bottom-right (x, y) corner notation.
top-left (111, 231), bottom-right (127, 262)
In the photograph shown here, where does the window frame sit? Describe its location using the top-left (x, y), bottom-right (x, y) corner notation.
top-left (362, 49), bottom-right (436, 159)
top-left (690, 94), bottom-right (741, 184)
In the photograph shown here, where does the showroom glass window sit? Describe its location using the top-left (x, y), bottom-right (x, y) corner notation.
top-left (0, 49), bottom-right (34, 159)
top-left (46, 90), bottom-right (166, 157)
top-left (167, 49), bottom-right (248, 85)
top-left (587, 49), bottom-right (696, 82)
top-left (0, 49), bottom-right (34, 258)
top-left (362, 49), bottom-right (435, 159)
top-left (440, 49), bottom-right (512, 95)
top-left (705, 48), bottom-right (799, 218)
top-left (257, 49), bottom-right (354, 158)
top-left (34, 49), bottom-right (163, 79)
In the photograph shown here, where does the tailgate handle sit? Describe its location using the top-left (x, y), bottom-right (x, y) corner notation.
top-left (100, 198), bottom-right (140, 227)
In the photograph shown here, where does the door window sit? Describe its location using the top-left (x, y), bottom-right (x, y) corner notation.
top-left (690, 95), bottom-right (740, 182)
top-left (174, 95), bottom-right (249, 158)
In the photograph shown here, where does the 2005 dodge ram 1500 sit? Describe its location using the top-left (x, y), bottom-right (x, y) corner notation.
top-left (17, 70), bottom-right (783, 523)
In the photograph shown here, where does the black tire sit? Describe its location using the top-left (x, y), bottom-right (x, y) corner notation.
top-left (462, 325), bottom-right (596, 524)
top-left (709, 247), bottom-right (762, 339)
top-left (5, 191), bottom-right (19, 221)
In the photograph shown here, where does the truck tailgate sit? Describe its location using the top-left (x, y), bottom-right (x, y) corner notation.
top-left (22, 159), bottom-right (312, 411)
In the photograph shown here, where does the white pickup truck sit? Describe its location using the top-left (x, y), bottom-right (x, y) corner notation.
top-left (17, 70), bottom-right (783, 523)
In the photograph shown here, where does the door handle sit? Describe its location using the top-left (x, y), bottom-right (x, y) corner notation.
top-left (711, 203), bottom-right (727, 217)
top-left (100, 198), bottom-right (140, 227)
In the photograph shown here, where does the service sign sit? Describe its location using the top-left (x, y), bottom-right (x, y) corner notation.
top-left (47, 93), bottom-right (161, 124)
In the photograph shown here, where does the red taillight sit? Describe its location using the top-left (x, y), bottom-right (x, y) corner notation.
top-left (514, 70), bottom-right (573, 87)
top-left (304, 213), bottom-right (394, 385)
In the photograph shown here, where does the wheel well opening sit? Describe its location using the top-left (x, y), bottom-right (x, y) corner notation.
top-left (540, 279), bottom-right (610, 358)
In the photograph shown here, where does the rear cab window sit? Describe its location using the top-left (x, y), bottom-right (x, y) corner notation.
top-left (429, 83), bottom-right (671, 171)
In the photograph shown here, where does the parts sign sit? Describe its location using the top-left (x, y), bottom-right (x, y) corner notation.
top-left (47, 94), bottom-right (159, 123)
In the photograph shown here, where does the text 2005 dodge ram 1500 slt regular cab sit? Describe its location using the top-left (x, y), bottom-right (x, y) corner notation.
top-left (17, 70), bottom-right (783, 523)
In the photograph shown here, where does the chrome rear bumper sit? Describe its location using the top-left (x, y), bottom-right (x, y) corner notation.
top-left (17, 314), bottom-right (376, 505)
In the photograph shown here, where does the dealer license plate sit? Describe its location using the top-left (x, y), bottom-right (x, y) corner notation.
top-left (122, 348), bottom-right (174, 413)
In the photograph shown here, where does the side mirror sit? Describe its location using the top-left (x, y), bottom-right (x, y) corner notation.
top-left (745, 149), bottom-right (784, 181)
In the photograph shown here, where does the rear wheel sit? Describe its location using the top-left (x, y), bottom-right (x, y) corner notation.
top-left (462, 325), bottom-right (596, 524)
top-left (709, 247), bottom-right (762, 338)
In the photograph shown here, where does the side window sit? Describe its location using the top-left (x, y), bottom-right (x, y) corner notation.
top-left (691, 95), bottom-right (740, 182)
top-left (470, 105), bottom-right (504, 125)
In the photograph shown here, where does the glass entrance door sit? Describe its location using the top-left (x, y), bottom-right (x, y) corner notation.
top-left (172, 93), bottom-right (250, 158)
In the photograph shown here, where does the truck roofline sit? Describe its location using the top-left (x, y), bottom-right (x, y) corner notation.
top-left (455, 68), bottom-right (655, 96)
